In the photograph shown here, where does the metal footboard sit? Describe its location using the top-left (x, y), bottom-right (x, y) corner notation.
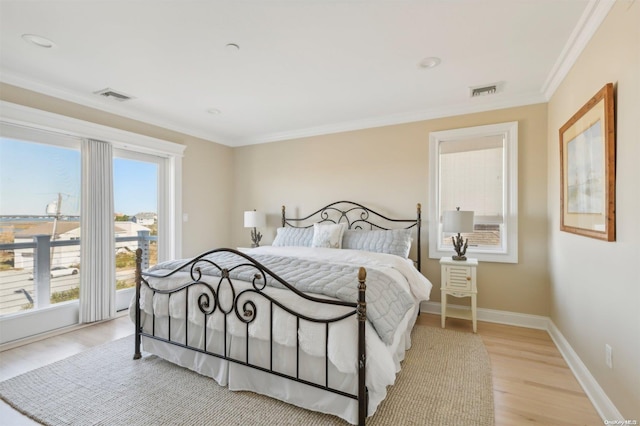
top-left (133, 248), bottom-right (368, 425)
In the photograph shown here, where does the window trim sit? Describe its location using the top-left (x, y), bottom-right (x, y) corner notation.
top-left (428, 121), bottom-right (518, 263)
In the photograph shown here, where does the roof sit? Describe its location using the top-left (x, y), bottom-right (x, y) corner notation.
top-left (114, 222), bottom-right (151, 234)
top-left (15, 221), bottom-right (79, 238)
top-left (15, 222), bottom-right (128, 237)
top-left (132, 212), bottom-right (157, 219)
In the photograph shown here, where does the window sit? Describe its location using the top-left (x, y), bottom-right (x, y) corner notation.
top-left (0, 126), bottom-right (82, 316)
top-left (113, 154), bottom-right (160, 299)
top-left (0, 101), bottom-right (185, 344)
top-left (112, 150), bottom-right (177, 312)
top-left (429, 121), bottom-right (518, 263)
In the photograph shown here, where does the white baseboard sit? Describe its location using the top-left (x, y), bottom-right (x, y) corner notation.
top-left (420, 300), bottom-right (550, 329)
top-left (547, 321), bottom-right (624, 422)
top-left (420, 301), bottom-right (622, 422)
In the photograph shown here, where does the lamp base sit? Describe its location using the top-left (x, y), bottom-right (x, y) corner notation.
top-left (250, 227), bottom-right (262, 248)
top-left (451, 233), bottom-right (469, 261)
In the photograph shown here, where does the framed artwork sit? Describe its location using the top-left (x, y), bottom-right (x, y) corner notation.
top-left (559, 83), bottom-right (615, 241)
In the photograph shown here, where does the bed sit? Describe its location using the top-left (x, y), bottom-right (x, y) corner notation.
top-left (131, 201), bottom-right (432, 425)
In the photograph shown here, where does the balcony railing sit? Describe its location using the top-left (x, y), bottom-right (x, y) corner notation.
top-left (0, 231), bottom-right (156, 316)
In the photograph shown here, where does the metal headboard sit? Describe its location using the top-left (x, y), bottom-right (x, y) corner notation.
top-left (281, 201), bottom-right (422, 272)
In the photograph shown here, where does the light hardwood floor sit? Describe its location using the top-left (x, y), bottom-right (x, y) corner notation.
top-left (416, 314), bottom-right (602, 426)
top-left (0, 312), bottom-right (602, 425)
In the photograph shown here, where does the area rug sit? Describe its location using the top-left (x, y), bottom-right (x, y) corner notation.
top-left (0, 326), bottom-right (494, 425)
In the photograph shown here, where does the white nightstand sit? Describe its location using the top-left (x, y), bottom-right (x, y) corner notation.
top-left (440, 256), bottom-right (478, 333)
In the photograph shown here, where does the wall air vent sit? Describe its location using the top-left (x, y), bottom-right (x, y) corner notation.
top-left (93, 88), bottom-right (134, 102)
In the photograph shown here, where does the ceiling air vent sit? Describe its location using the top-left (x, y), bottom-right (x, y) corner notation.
top-left (94, 88), bottom-right (134, 102)
top-left (470, 84), bottom-right (498, 97)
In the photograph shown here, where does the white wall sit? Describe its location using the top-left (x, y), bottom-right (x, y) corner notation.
top-left (547, 1), bottom-right (639, 420)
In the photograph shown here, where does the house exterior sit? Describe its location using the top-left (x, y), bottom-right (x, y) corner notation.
top-left (13, 221), bottom-right (150, 269)
top-left (13, 221), bottom-right (81, 269)
top-left (131, 212), bottom-right (156, 226)
top-left (114, 221), bottom-right (153, 254)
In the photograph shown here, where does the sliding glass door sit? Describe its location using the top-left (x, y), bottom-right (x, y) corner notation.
top-left (112, 151), bottom-right (163, 311)
top-left (0, 127), bottom-right (81, 313)
top-left (0, 103), bottom-right (184, 344)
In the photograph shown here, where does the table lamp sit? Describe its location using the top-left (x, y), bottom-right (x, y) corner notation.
top-left (244, 210), bottom-right (266, 247)
top-left (442, 207), bottom-right (474, 260)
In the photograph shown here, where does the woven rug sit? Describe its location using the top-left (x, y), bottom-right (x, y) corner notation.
top-left (0, 326), bottom-right (494, 425)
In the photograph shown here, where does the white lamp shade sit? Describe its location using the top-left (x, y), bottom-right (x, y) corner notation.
top-left (442, 210), bottom-right (474, 233)
top-left (244, 210), bottom-right (266, 228)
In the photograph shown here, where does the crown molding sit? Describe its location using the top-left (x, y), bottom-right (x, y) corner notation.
top-left (0, 100), bottom-right (186, 157)
top-left (542, 0), bottom-right (616, 99)
top-left (1, 72), bottom-right (234, 146)
top-left (4, 70), bottom-right (546, 148)
top-left (237, 92), bottom-right (547, 146)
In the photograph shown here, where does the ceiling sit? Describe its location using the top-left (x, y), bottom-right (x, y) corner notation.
top-left (0, 1), bottom-right (609, 147)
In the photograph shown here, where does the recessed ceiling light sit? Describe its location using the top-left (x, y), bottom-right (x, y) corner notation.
top-left (207, 108), bottom-right (222, 115)
top-left (22, 34), bottom-right (56, 48)
top-left (226, 43), bottom-right (240, 51)
top-left (418, 57), bottom-right (441, 69)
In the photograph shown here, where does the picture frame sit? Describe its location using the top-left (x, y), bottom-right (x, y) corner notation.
top-left (559, 83), bottom-right (615, 241)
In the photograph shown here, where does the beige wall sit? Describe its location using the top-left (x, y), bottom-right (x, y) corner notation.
top-left (547, 1), bottom-right (639, 420)
top-left (233, 103), bottom-right (550, 316)
top-left (0, 83), bottom-right (234, 257)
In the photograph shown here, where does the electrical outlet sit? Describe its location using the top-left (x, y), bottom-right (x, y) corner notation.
top-left (605, 344), bottom-right (613, 369)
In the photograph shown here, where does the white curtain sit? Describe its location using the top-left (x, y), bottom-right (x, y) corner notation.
top-left (79, 139), bottom-right (115, 323)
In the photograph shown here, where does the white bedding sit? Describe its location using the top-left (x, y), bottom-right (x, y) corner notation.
top-left (130, 246), bottom-right (432, 424)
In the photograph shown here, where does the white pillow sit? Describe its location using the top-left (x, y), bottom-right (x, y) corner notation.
top-left (311, 223), bottom-right (346, 249)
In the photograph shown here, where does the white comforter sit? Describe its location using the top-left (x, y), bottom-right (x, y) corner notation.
top-left (251, 246), bottom-right (432, 302)
top-left (131, 246), bottom-right (432, 398)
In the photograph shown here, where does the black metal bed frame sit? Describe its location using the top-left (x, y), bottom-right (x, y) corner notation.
top-left (282, 201), bottom-right (422, 272)
top-left (133, 201), bottom-right (422, 426)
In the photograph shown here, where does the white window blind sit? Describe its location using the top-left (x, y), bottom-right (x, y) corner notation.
top-left (439, 135), bottom-right (504, 224)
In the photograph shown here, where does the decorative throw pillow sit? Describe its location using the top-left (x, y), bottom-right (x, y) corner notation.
top-left (272, 227), bottom-right (314, 247)
top-left (311, 223), bottom-right (346, 249)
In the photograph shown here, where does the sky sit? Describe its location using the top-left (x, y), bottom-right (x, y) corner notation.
top-left (0, 138), bottom-right (157, 216)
